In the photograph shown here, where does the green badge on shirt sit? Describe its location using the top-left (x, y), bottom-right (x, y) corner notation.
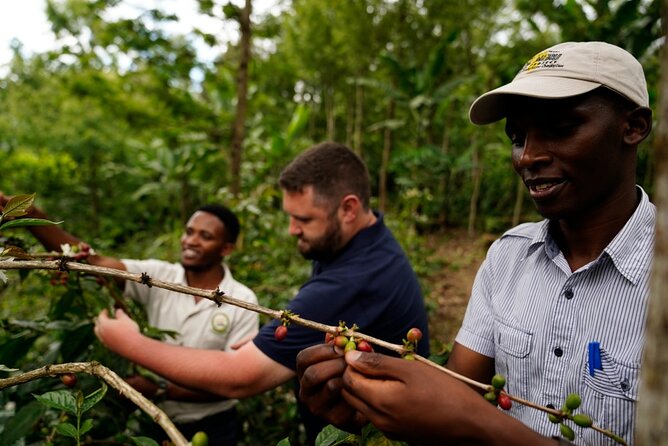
top-left (211, 313), bottom-right (230, 334)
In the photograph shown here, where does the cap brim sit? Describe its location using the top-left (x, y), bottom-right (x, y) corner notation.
top-left (468, 76), bottom-right (602, 125)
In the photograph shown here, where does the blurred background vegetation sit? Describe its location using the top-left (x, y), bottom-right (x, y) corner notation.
top-left (0, 0), bottom-right (663, 444)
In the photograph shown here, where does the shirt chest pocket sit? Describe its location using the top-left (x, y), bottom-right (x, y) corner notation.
top-left (494, 322), bottom-right (533, 398)
top-left (579, 348), bottom-right (639, 444)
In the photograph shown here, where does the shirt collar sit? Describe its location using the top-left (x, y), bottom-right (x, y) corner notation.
top-left (524, 187), bottom-right (655, 284)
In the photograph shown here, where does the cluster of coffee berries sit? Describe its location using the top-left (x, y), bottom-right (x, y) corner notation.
top-left (274, 310), bottom-right (298, 341)
top-left (49, 271), bottom-right (69, 286)
top-left (547, 393), bottom-right (594, 441)
top-left (401, 327), bottom-right (422, 360)
top-left (59, 373), bottom-right (78, 388)
top-left (483, 374), bottom-right (512, 410)
top-left (324, 332), bottom-right (374, 352)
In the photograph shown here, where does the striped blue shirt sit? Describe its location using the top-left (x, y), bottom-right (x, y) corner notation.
top-left (456, 187), bottom-right (654, 445)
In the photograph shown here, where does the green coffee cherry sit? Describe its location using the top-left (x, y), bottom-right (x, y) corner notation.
top-left (572, 413), bottom-right (593, 427)
top-left (344, 340), bottom-right (357, 352)
top-left (560, 423), bottom-right (575, 441)
top-left (548, 413), bottom-right (562, 424)
top-left (565, 393), bottom-right (582, 411)
top-left (491, 374), bottom-right (506, 389)
top-left (483, 391), bottom-right (498, 403)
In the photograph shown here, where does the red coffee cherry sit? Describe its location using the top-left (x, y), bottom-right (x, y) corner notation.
top-left (498, 392), bottom-right (512, 410)
top-left (325, 333), bottom-right (335, 344)
top-left (406, 328), bottom-right (423, 343)
top-left (334, 335), bottom-right (349, 349)
top-left (60, 373), bottom-right (77, 388)
top-left (356, 340), bottom-right (373, 352)
top-left (274, 325), bottom-right (288, 341)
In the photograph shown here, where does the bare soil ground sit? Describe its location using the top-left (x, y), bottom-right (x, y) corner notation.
top-left (422, 228), bottom-right (496, 348)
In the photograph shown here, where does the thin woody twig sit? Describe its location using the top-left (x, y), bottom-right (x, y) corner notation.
top-left (0, 361), bottom-right (187, 445)
top-left (0, 258), bottom-right (626, 445)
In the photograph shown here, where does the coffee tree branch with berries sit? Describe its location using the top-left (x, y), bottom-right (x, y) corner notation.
top-left (0, 194), bottom-right (626, 445)
top-left (0, 256), bottom-right (627, 445)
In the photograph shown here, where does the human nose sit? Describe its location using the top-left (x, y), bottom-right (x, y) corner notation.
top-left (512, 130), bottom-right (550, 170)
top-left (288, 218), bottom-right (302, 236)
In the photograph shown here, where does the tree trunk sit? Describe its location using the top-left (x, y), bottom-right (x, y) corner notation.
top-left (354, 81), bottom-right (364, 156)
top-left (379, 99), bottom-right (395, 213)
top-left (345, 91), bottom-right (354, 148)
top-left (229, 0), bottom-right (252, 198)
top-left (468, 136), bottom-right (481, 236)
top-left (635, 2), bottom-right (668, 443)
top-left (437, 112), bottom-right (451, 225)
top-left (326, 86), bottom-right (336, 141)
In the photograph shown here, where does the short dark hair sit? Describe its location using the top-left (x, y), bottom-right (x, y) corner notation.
top-left (279, 142), bottom-right (371, 210)
top-left (195, 204), bottom-right (240, 244)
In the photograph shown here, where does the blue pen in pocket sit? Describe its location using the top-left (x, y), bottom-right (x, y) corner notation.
top-left (588, 341), bottom-right (603, 376)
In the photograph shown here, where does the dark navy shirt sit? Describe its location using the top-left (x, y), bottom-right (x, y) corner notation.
top-left (253, 212), bottom-right (430, 443)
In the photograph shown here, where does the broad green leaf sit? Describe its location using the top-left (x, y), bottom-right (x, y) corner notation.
top-left (55, 422), bottom-right (78, 438)
top-left (315, 425), bottom-right (357, 446)
top-left (1, 193), bottom-right (35, 218)
top-left (276, 438), bottom-right (291, 446)
top-left (81, 382), bottom-right (108, 413)
top-left (33, 390), bottom-right (77, 414)
top-left (360, 424), bottom-right (408, 446)
top-left (0, 401), bottom-right (46, 446)
top-left (132, 436), bottom-right (160, 446)
top-left (80, 418), bottom-right (94, 435)
top-left (0, 218), bottom-right (63, 230)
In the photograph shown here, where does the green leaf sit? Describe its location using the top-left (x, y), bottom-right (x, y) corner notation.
top-left (0, 218), bottom-right (63, 230)
top-left (1, 193), bottom-right (35, 218)
top-left (33, 390), bottom-right (77, 414)
top-left (55, 422), bottom-right (79, 438)
top-left (81, 382), bottom-right (108, 413)
top-left (360, 424), bottom-right (408, 446)
top-left (0, 270), bottom-right (6, 284)
top-left (275, 439), bottom-right (291, 446)
top-left (80, 418), bottom-right (94, 435)
top-left (315, 425), bottom-right (357, 446)
top-left (132, 436), bottom-right (161, 446)
top-left (0, 401), bottom-right (46, 446)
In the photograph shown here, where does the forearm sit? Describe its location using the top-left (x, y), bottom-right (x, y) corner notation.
top-left (164, 381), bottom-right (229, 403)
top-left (109, 331), bottom-right (291, 399)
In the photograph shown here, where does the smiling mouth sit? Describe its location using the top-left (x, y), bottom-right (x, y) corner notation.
top-left (526, 180), bottom-right (565, 198)
top-left (181, 248), bottom-right (199, 259)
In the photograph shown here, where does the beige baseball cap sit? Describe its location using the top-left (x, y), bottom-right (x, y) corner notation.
top-left (469, 41), bottom-right (649, 125)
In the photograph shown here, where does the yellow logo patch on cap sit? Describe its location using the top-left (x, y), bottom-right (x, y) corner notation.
top-left (523, 50), bottom-right (563, 71)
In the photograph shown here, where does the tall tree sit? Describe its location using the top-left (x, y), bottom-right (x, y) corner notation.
top-left (636, 2), bottom-right (668, 443)
top-left (230, 0), bottom-right (253, 197)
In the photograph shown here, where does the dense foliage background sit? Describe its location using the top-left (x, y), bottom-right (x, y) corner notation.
top-left (0, 0), bottom-right (663, 444)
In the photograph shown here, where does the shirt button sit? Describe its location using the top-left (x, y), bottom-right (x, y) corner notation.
top-left (564, 289), bottom-right (574, 299)
top-left (554, 348), bottom-right (564, 357)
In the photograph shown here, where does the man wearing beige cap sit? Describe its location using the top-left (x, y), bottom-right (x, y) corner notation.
top-left (296, 41), bottom-right (654, 445)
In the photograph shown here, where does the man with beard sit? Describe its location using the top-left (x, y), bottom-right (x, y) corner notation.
top-left (0, 196), bottom-right (259, 444)
top-left (93, 142), bottom-right (430, 444)
top-left (295, 42), bottom-right (653, 446)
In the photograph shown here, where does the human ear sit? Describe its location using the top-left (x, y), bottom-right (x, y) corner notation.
top-left (220, 242), bottom-right (235, 257)
top-left (624, 107), bottom-right (653, 146)
top-left (340, 195), bottom-right (361, 223)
